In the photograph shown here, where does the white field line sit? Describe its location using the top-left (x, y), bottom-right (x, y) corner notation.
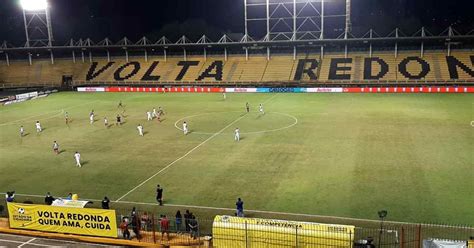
top-left (17, 238), bottom-right (36, 248)
top-left (115, 114), bottom-right (248, 202)
top-left (0, 239), bottom-right (49, 247)
top-left (8, 193), bottom-right (473, 228)
top-left (173, 111), bottom-right (298, 135)
top-left (0, 100), bottom-right (99, 127)
top-left (0, 233), bottom-right (111, 247)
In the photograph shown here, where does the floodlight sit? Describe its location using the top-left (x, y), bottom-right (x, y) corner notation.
top-left (20, 0), bottom-right (48, 11)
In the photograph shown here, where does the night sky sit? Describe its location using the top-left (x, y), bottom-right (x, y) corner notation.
top-left (0, 0), bottom-right (473, 46)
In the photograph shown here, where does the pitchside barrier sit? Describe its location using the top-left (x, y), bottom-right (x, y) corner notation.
top-left (76, 86), bottom-right (474, 93)
top-left (1, 195), bottom-right (473, 247)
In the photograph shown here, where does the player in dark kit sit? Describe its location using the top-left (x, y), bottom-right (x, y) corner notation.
top-left (156, 185), bottom-right (163, 206)
top-left (116, 114), bottom-right (122, 126)
top-left (246, 102), bottom-right (250, 113)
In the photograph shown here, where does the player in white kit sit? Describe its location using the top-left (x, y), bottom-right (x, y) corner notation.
top-left (74, 151), bottom-right (82, 167)
top-left (234, 128), bottom-right (240, 141)
top-left (223, 92), bottom-right (226, 100)
top-left (104, 117), bottom-right (108, 127)
top-left (183, 121), bottom-right (188, 135)
top-left (147, 111), bottom-right (153, 121)
top-left (53, 141), bottom-right (59, 155)
top-left (152, 108), bottom-right (158, 118)
top-left (259, 104), bottom-right (264, 115)
top-left (20, 126), bottom-right (24, 137)
top-left (89, 110), bottom-right (95, 124)
top-left (35, 121), bottom-right (42, 132)
top-left (137, 124), bottom-right (144, 136)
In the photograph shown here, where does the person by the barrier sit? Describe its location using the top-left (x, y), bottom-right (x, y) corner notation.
top-left (131, 213), bottom-right (141, 240)
top-left (188, 215), bottom-right (198, 240)
top-left (184, 210), bottom-right (191, 232)
top-left (236, 198), bottom-right (244, 217)
top-left (175, 210), bottom-right (182, 233)
top-left (65, 193), bottom-right (72, 200)
top-left (44, 192), bottom-right (54, 205)
top-left (120, 218), bottom-right (131, 240)
top-left (5, 191), bottom-right (15, 202)
top-left (156, 185), bottom-right (163, 205)
top-left (160, 215), bottom-right (170, 240)
top-left (140, 211), bottom-right (150, 231)
top-left (101, 196), bottom-right (110, 209)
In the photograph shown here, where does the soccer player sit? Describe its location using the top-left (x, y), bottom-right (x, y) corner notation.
top-left (152, 108), bottom-right (158, 118)
top-left (104, 117), bottom-right (108, 127)
top-left (89, 110), bottom-right (95, 124)
top-left (246, 102), bottom-right (250, 113)
top-left (147, 111), bottom-right (153, 121)
top-left (223, 92), bottom-right (226, 100)
top-left (20, 126), bottom-right (24, 137)
top-left (65, 112), bottom-right (69, 124)
top-left (35, 121), bottom-right (42, 133)
top-left (156, 111), bottom-right (161, 123)
top-left (52, 141), bottom-right (59, 155)
top-left (234, 128), bottom-right (240, 141)
top-left (118, 101), bottom-right (123, 108)
top-left (183, 121), bottom-right (188, 135)
top-left (259, 104), bottom-right (264, 115)
top-left (74, 151), bottom-right (82, 167)
top-left (159, 106), bottom-right (164, 115)
top-left (137, 124), bottom-right (144, 136)
top-left (116, 114), bottom-right (122, 126)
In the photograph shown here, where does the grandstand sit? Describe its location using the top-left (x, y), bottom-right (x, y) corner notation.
top-left (1, 50), bottom-right (473, 87)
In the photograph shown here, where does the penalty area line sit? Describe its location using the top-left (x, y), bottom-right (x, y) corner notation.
top-left (114, 113), bottom-right (248, 202)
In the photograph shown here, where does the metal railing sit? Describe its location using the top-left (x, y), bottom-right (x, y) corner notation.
top-left (1, 195), bottom-right (472, 247)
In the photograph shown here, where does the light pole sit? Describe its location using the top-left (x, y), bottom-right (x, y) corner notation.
top-left (378, 210), bottom-right (388, 247)
top-left (20, 0), bottom-right (54, 47)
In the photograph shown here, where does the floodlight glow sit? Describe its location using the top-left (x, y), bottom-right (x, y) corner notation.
top-left (20, 0), bottom-right (48, 11)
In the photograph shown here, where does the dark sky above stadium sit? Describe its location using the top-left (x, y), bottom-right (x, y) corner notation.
top-left (0, 0), bottom-right (473, 46)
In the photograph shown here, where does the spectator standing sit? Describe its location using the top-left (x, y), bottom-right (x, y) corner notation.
top-left (175, 210), bottom-right (183, 233)
top-left (131, 214), bottom-right (141, 240)
top-left (5, 192), bottom-right (15, 202)
top-left (188, 215), bottom-right (198, 240)
top-left (130, 206), bottom-right (137, 217)
top-left (140, 212), bottom-right (150, 231)
top-left (160, 215), bottom-right (170, 240)
top-left (156, 185), bottom-right (163, 205)
top-left (184, 210), bottom-right (191, 232)
top-left (66, 193), bottom-right (72, 200)
top-left (101, 196), bottom-right (110, 209)
top-left (44, 192), bottom-right (54, 205)
top-left (236, 198), bottom-right (244, 217)
top-left (120, 218), bottom-right (131, 240)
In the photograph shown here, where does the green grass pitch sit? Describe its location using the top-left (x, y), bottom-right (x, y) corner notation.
top-left (0, 92), bottom-right (472, 225)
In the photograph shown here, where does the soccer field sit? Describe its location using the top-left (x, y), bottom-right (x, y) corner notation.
top-left (0, 92), bottom-right (472, 225)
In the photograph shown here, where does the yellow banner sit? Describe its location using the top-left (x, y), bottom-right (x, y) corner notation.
top-left (213, 215), bottom-right (355, 247)
top-left (7, 203), bottom-right (117, 238)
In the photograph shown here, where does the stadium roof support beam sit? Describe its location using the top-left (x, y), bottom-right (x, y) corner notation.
top-left (421, 27), bottom-right (425, 58)
top-left (345, 0), bottom-right (351, 39)
top-left (1, 41), bottom-right (9, 66)
top-left (50, 49), bottom-right (54, 64)
top-left (5, 52), bottom-right (9, 66)
top-left (28, 52), bottom-right (32, 65)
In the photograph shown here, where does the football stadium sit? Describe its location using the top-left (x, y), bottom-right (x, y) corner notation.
top-left (0, 0), bottom-right (473, 247)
